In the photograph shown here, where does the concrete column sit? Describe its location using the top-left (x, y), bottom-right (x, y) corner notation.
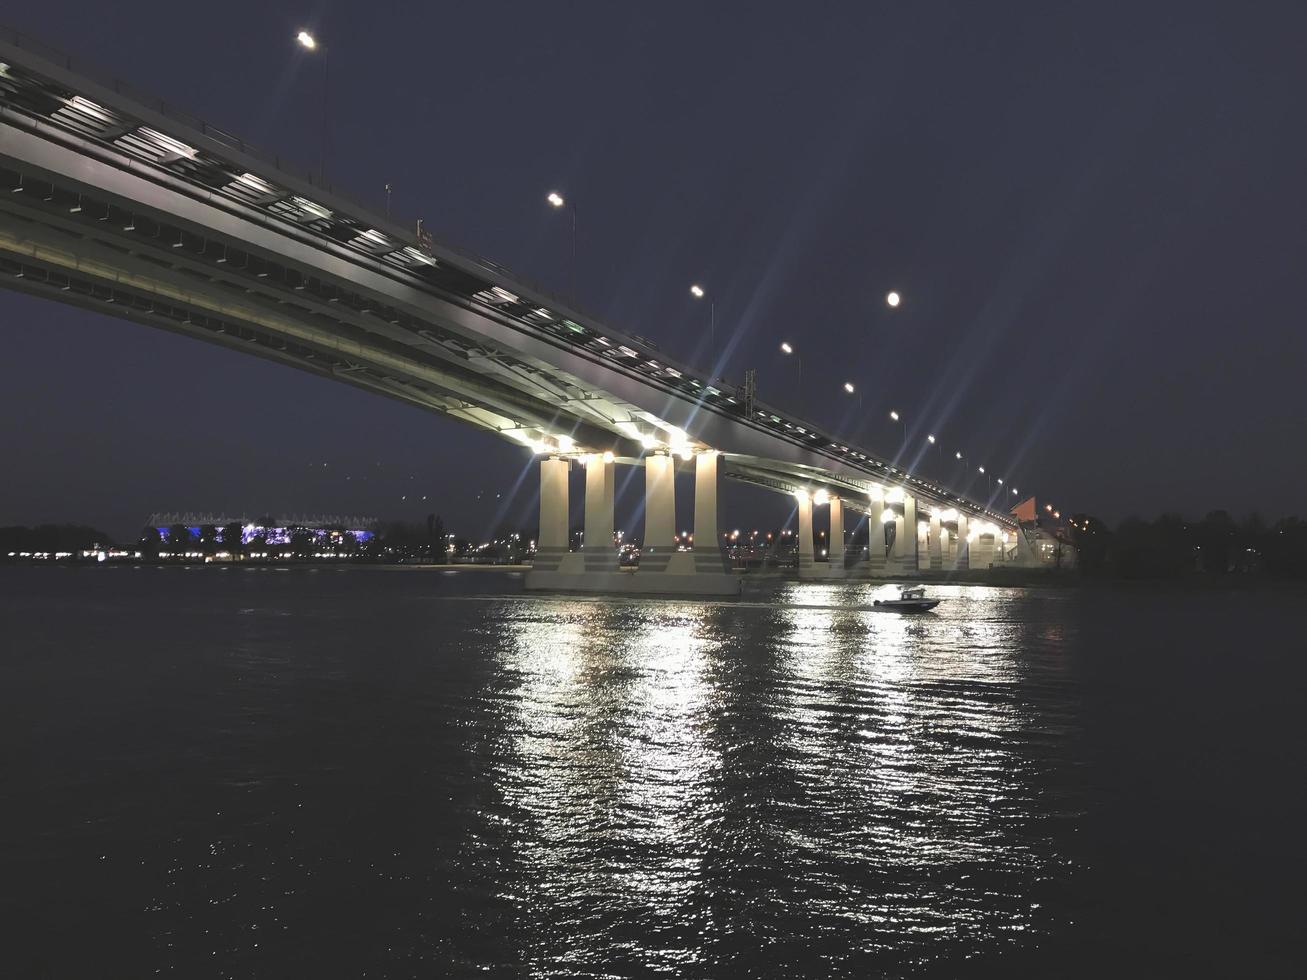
top-left (533, 457), bottom-right (569, 573)
top-left (693, 452), bottom-right (729, 573)
top-left (954, 514), bottom-right (970, 570)
top-left (640, 453), bottom-right (677, 573)
top-left (928, 513), bottom-right (943, 570)
top-left (895, 494), bottom-right (918, 573)
top-left (797, 493), bottom-right (815, 577)
top-left (582, 456), bottom-right (617, 572)
top-left (867, 497), bottom-right (887, 574)
top-left (526, 452), bottom-right (738, 597)
top-left (828, 496), bottom-right (845, 577)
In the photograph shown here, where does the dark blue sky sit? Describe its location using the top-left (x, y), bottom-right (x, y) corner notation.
top-left (3, 1), bottom-right (1305, 540)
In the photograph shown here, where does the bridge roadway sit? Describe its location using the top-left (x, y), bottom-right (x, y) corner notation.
top-left (0, 27), bottom-right (1032, 595)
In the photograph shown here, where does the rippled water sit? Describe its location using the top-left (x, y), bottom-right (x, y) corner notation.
top-left (1, 567), bottom-right (1300, 976)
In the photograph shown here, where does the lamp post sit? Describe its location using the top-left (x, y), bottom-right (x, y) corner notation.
top-left (547, 191), bottom-right (577, 302)
top-left (295, 31), bottom-right (328, 183)
top-left (886, 290), bottom-right (901, 308)
top-left (690, 284), bottom-right (715, 366)
top-left (927, 433), bottom-right (940, 478)
top-left (842, 381), bottom-right (862, 412)
top-left (889, 410), bottom-right (905, 451)
top-left (780, 342), bottom-right (802, 410)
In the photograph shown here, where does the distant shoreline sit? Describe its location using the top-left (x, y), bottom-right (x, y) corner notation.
top-left (4, 560), bottom-right (1303, 592)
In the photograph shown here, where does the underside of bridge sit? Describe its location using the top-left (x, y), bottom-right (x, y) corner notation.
top-left (0, 28), bottom-right (1038, 593)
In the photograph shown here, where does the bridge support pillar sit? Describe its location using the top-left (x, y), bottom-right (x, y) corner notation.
top-left (692, 451), bottom-right (730, 574)
top-left (826, 496), bottom-right (847, 578)
top-left (796, 492), bottom-right (816, 578)
top-left (929, 513), bottom-right (943, 570)
top-left (867, 498), bottom-right (888, 576)
top-left (526, 457), bottom-right (571, 578)
top-left (528, 452), bottom-right (738, 595)
top-left (953, 514), bottom-right (970, 571)
top-left (891, 494), bottom-right (919, 575)
top-left (582, 455), bottom-right (618, 573)
top-left (639, 452), bottom-right (681, 574)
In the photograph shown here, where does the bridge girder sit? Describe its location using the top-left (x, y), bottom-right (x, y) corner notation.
top-left (0, 34), bottom-right (1019, 530)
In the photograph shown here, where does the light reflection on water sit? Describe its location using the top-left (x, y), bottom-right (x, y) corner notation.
top-left (1, 569), bottom-right (1093, 977)
top-left (482, 583), bottom-right (1076, 974)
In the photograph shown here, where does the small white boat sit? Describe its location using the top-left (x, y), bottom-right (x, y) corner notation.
top-left (873, 585), bottom-right (941, 612)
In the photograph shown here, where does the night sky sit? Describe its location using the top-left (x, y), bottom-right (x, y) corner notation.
top-left (3, 1), bottom-right (1304, 541)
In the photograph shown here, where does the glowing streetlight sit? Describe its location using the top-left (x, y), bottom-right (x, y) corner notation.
top-left (886, 290), bottom-right (901, 308)
top-left (780, 342), bottom-right (802, 409)
top-left (841, 380), bottom-right (862, 414)
top-left (547, 191), bottom-right (578, 300)
top-left (690, 284), bottom-right (715, 365)
top-left (956, 451), bottom-right (963, 460)
top-left (294, 31), bottom-right (328, 181)
top-left (888, 410), bottom-right (905, 449)
top-left (926, 433), bottom-right (942, 478)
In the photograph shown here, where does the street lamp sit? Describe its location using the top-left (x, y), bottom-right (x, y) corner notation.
top-left (886, 290), bottom-right (901, 308)
top-left (889, 409), bottom-right (905, 448)
top-left (780, 342), bottom-right (802, 409)
top-left (690, 284), bottom-right (715, 366)
top-left (842, 381), bottom-right (862, 413)
top-left (547, 191), bottom-right (578, 301)
top-left (295, 31), bottom-right (328, 182)
top-left (927, 433), bottom-right (941, 478)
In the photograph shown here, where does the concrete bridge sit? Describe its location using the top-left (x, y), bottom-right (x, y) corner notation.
top-left (0, 27), bottom-right (1038, 595)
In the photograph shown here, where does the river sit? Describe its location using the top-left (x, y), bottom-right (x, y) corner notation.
top-left (0, 566), bottom-right (1299, 976)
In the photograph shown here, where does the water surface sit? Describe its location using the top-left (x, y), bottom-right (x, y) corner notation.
top-left (1, 567), bottom-right (1300, 976)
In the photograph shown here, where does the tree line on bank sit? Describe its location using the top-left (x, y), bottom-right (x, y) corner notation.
top-left (1069, 511), bottom-right (1307, 580)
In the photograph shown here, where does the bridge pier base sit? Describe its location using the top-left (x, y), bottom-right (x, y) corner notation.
top-left (526, 451), bottom-right (739, 596)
